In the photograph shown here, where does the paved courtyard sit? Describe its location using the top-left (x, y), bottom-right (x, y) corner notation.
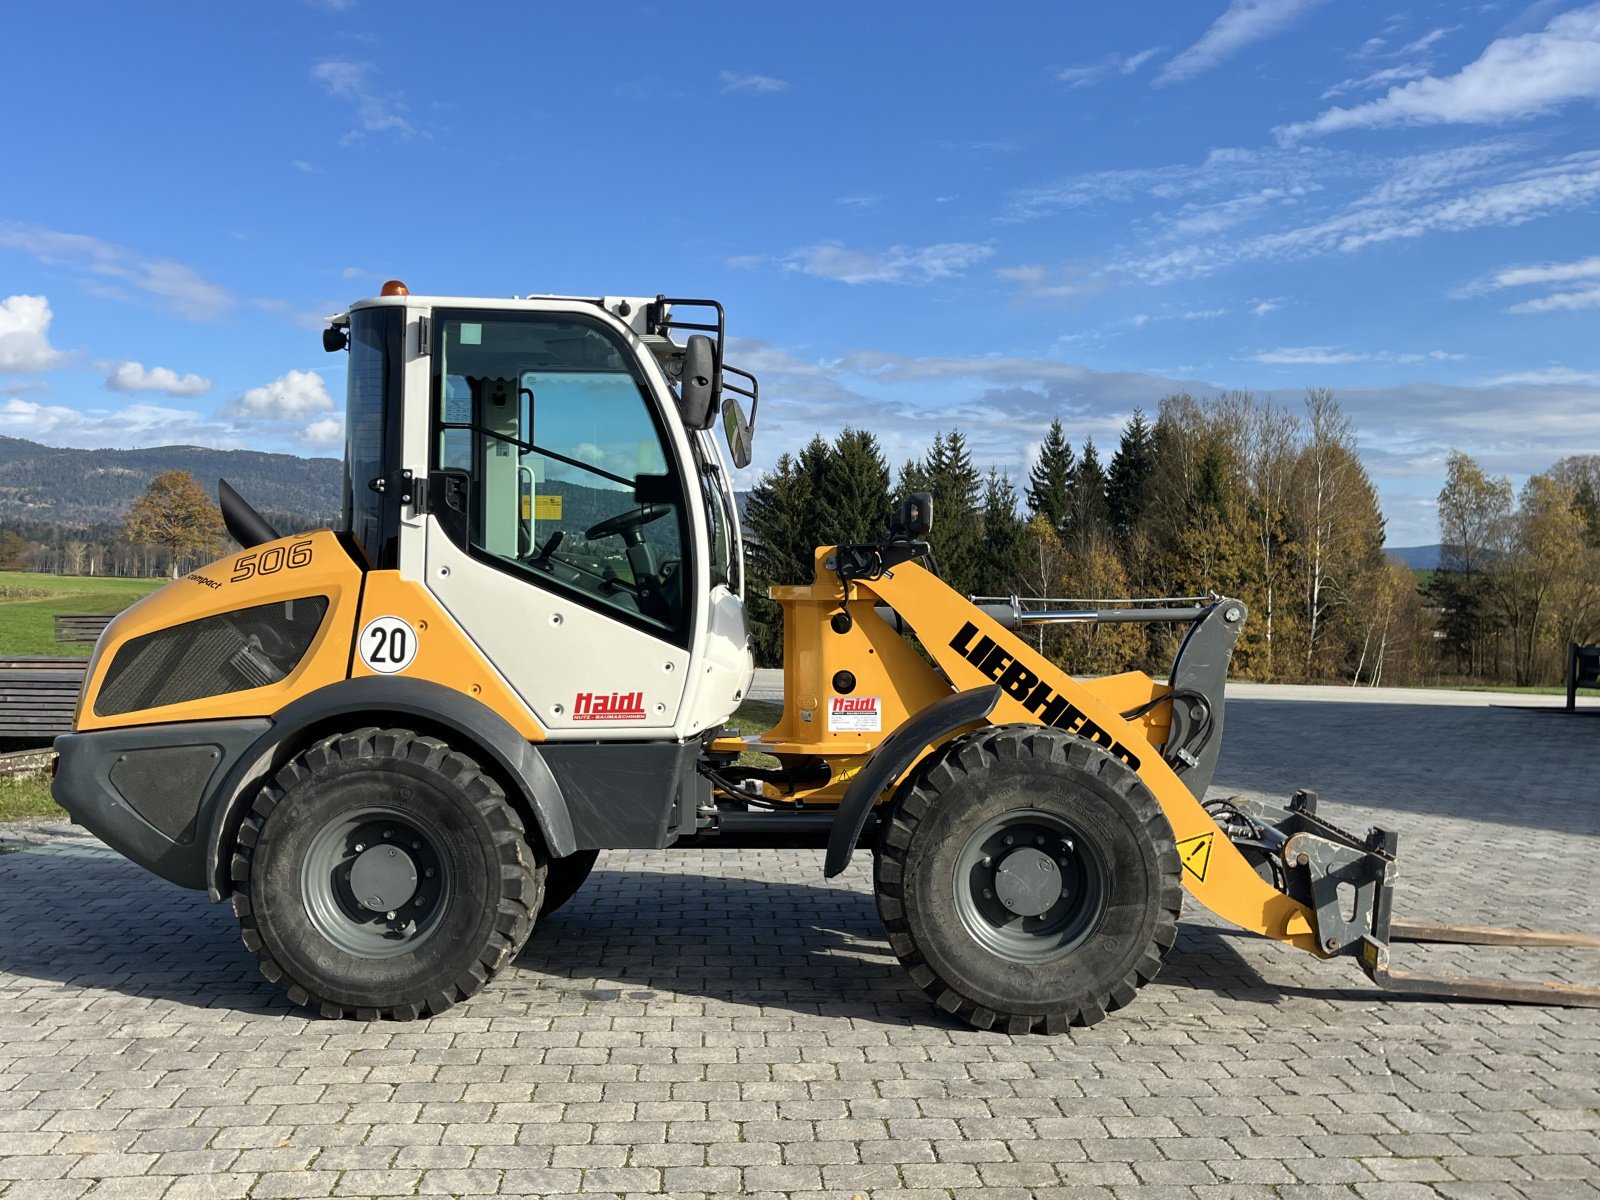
top-left (2, 692), bottom-right (1598, 1199)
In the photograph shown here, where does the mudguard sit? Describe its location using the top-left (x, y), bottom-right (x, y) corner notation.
top-left (204, 675), bottom-right (575, 899)
top-left (823, 685), bottom-right (1000, 877)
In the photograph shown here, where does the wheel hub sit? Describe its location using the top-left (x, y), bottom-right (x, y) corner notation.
top-left (349, 844), bottom-right (419, 913)
top-left (992, 847), bottom-right (1063, 917)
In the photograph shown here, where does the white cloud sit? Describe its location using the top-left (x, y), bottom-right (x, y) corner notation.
top-left (1459, 253), bottom-right (1600, 313)
top-left (1279, 4), bottom-right (1600, 139)
top-left (104, 361), bottom-right (212, 397)
top-left (0, 294), bottom-right (66, 372)
top-left (719, 71), bottom-right (789, 94)
top-left (729, 336), bottom-right (1600, 544)
top-left (1252, 346), bottom-right (1465, 365)
top-left (0, 225), bottom-right (232, 321)
top-left (1105, 146), bottom-right (1600, 283)
top-left (2, 396), bottom-right (242, 449)
top-left (1483, 253), bottom-right (1600, 289)
top-left (1250, 297), bottom-right (1285, 316)
top-left (298, 415), bottom-right (345, 448)
top-left (1485, 367), bottom-right (1600, 386)
top-left (1253, 346), bottom-right (1364, 365)
top-left (782, 241), bottom-right (994, 285)
top-left (1181, 308), bottom-right (1228, 319)
top-left (1509, 285), bottom-right (1600, 313)
top-left (311, 59), bottom-right (416, 139)
top-left (1398, 27), bottom-right (1456, 56)
top-left (1321, 63), bottom-right (1430, 98)
top-left (1157, 0), bottom-right (1330, 85)
top-left (225, 369), bottom-right (334, 419)
top-left (1056, 46), bottom-right (1164, 88)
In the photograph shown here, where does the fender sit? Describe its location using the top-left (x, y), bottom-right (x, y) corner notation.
top-left (823, 685), bottom-right (1000, 878)
top-left (204, 675), bottom-right (576, 899)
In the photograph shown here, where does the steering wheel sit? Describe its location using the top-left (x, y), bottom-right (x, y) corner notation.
top-left (585, 503), bottom-right (670, 545)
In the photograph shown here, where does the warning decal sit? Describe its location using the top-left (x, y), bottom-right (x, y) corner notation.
top-left (1175, 832), bottom-right (1214, 882)
top-left (536, 494), bottom-right (563, 519)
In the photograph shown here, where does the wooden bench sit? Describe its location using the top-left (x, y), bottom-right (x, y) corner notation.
top-left (1568, 643), bottom-right (1600, 712)
top-left (0, 658), bottom-right (88, 741)
top-left (53, 614), bottom-right (115, 645)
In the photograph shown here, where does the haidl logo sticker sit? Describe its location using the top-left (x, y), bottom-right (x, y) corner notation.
top-left (828, 695), bottom-right (881, 733)
top-left (573, 690), bottom-right (646, 721)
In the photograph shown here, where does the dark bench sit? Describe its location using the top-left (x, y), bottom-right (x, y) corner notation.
top-left (53, 614), bottom-right (115, 645)
top-left (1569, 643), bottom-right (1600, 712)
top-left (0, 658), bottom-right (88, 741)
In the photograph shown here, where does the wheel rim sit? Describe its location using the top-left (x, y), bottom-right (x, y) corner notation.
top-left (951, 807), bottom-right (1109, 964)
top-left (300, 805), bottom-right (453, 959)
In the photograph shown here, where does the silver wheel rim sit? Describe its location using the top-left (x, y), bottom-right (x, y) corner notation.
top-left (300, 804), bottom-right (453, 959)
top-left (951, 807), bottom-right (1109, 964)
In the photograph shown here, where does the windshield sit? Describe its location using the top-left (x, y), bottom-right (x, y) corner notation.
top-left (433, 312), bottom-right (692, 645)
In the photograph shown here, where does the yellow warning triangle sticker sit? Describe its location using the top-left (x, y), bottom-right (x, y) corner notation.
top-left (1175, 832), bottom-right (1214, 883)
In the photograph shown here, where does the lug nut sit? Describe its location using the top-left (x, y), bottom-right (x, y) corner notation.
top-left (982, 889), bottom-right (993, 899)
top-left (412, 841), bottom-right (421, 851)
top-left (383, 830), bottom-right (392, 839)
top-left (415, 896), bottom-right (426, 907)
top-left (982, 856), bottom-right (993, 867)
top-left (424, 868), bottom-right (435, 879)
top-left (1004, 836), bottom-right (1014, 846)
top-left (354, 843), bottom-right (365, 853)
top-left (386, 910), bottom-right (396, 920)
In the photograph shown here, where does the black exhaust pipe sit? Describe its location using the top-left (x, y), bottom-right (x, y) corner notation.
top-left (218, 479), bottom-right (281, 549)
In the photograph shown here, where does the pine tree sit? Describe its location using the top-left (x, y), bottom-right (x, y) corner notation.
top-left (1067, 437), bottom-right (1111, 549)
top-left (815, 427), bottom-right (891, 544)
top-left (743, 453), bottom-right (817, 666)
top-left (977, 469), bottom-right (1027, 595)
top-left (1106, 409), bottom-right (1157, 540)
top-left (920, 431), bottom-right (984, 596)
top-left (1025, 418), bottom-right (1074, 533)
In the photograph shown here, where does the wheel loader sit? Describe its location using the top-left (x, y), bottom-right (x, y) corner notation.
top-left (52, 281), bottom-right (1600, 1030)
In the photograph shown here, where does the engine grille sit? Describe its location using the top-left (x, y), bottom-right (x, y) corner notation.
top-left (95, 597), bottom-right (329, 717)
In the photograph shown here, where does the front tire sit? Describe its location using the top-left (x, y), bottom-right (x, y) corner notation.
top-left (875, 726), bottom-right (1180, 1034)
top-left (231, 728), bottom-right (543, 1019)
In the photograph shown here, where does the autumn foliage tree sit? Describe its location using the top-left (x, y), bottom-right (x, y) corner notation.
top-left (123, 470), bottom-right (225, 579)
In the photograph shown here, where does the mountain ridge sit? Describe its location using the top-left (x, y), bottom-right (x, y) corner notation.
top-left (0, 435), bottom-right (343, 529)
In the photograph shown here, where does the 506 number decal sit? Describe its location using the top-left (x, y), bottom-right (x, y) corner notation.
top-left (231, 538), bottom-right (314, 583)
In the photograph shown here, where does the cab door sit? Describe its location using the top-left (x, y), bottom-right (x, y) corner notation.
top-left (421, 309), bottom-right (695, 735)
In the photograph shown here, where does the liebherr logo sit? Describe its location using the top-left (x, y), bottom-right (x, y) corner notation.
top-left (572, 690), bottom-right (646, 721)
top-left (949, 622), bottom-right (1141, 768)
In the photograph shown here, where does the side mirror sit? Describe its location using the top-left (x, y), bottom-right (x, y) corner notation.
top-left (676, 334), bottom-right (719, 431)
top-left (722, 397), bottom-right (754, 469)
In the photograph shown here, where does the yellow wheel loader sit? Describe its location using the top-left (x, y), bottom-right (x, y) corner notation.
top-left (52, 282), bottom-right (1600, 1029)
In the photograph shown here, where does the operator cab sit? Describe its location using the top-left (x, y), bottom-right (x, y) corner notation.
top-left (327, 284), bottom-right (758, 739)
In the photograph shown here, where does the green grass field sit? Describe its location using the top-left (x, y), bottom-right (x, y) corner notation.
top-left (0, 775), bottom-right (59, 823)
top-left (0, 571), bottom-right (162, 657)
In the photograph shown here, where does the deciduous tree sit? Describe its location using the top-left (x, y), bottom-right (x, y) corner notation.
top-left (122, 470), bottom-right (224, 579)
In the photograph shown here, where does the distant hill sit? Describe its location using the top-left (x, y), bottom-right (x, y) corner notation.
top-left (0, 436), bottom-right (342, 529)
top-left (1387, 544), bottom-right (1441, 571)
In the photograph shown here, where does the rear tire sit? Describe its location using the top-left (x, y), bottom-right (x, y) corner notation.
top-left (231, 727), bottom-right (543, 1020)
top-left (540, 849), bottom-right (600, 919)
top-left (875, 725), bottom-right (1180, 1034)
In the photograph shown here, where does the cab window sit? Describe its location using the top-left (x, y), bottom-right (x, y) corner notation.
top-left (433, 312), bottom-right (690, 644)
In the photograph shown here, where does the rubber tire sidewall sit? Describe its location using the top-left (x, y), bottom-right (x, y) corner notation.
top-left (882, 726), bottom-right (1179, 1030)
top-left (237, 729), bottom-right (540, 1018)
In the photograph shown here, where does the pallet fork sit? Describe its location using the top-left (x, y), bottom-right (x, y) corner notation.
top-left (1214, 788), bottom-right (1600, 1007)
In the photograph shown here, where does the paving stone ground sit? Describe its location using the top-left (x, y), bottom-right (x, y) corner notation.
top-left (2, 694), bottom-right (1597, 1199)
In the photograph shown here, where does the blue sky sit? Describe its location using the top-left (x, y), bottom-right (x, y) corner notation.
top-left (3, 0), bottom-right (1599, 545)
